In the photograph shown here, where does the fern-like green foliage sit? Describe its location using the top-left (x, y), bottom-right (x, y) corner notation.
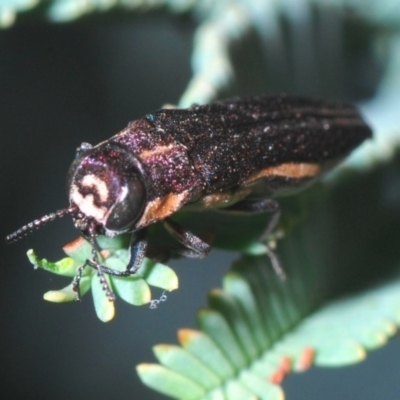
top-left (136, 151), bottom-right (400, 399)
top-left (137, 257), bottom-right (400, 399)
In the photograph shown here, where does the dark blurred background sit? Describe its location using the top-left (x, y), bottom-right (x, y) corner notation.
top-left (1, 11), bottom-right (400, 400)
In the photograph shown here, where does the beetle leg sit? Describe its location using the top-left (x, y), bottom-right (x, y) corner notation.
top-left (72, 263), bottom-right (86, 301)
top-left (125, 229), bottom-right (148, 274)
top-left (223, 197), bottom-right (280, 237)
top-left (163, 218), bottom-right (211, 258)
top-left (224, 198), bottom-right (286, 279)
top-left (87, 229), bottom-right (148, 277)
top-left (72, 241), bottom-right (116, 301)
top-left (224, 197), bottom-right (278, 214)
top-left (71, 230), bottom-right (149, 300)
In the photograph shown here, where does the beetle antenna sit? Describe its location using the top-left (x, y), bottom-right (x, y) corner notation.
top-left (5, 207), bottom-right (75, 244)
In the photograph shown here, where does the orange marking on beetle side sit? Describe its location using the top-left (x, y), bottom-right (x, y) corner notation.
top-left (186, 187), bottom-right (251, 210)
top-left (244, 162), bottom-right (321, 185)
top-left (139, 144), bottom-right (175, 160)
top-left (137, 191), bottom-right (190, 228)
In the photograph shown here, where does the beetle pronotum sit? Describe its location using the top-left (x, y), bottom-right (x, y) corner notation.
top-left (6, 94), bottom-right (372, 300)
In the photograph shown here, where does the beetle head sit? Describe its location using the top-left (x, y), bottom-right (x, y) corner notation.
top-left (5, 142), bottom-right (147, 244)
top-left (67, 142), bottom-right (147, 237)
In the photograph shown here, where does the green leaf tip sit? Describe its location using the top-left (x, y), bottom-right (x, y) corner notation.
top-left (139, 258), bottom-right (179, 291)
top-left (26, 235), bottom-right (179, 321)
top-left (137, 364), bottom-right (206, 399)
top-left (27, 249), bottom-right (79, 277)
top-left (153, 344), bottom-right (222, 389)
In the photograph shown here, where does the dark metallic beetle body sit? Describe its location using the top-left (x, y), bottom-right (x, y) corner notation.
top-left (6, 94), bottom-right (372, 300)
top-left (100, 94), bottom-right (371, 231)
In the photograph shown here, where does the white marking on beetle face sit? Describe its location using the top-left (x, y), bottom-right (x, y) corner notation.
top-left (70, 181), bottom-right (108, 224)
top-left (81, 174), bottom-right (109, 202)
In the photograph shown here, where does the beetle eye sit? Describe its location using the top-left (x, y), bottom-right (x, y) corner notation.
top-left (105, 174), bottom-right (146, 232)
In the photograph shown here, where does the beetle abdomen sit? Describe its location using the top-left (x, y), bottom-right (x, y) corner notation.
top-left (147, 94), bottom-right (372, 194)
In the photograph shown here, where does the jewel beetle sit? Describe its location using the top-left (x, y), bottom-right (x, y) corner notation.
top-left (6, 94), bottom-right (372, 300)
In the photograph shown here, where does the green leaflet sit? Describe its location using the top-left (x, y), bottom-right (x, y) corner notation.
top-left (137, 364), bottom-right (207, 400)
top-left (27, 236), bottom-right (178, 322)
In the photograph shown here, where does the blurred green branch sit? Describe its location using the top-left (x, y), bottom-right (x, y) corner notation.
top-left (3, 0), bottom-right (400, 169)
top-left (4, 0), bottom-right (400, 398)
